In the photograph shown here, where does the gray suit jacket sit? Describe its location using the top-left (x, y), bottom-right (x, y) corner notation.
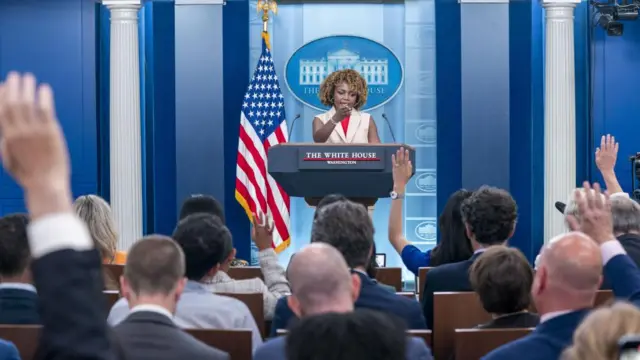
top-left (113, 311), bottom-right (230, 360)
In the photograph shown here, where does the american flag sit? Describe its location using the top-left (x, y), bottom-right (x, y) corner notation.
top-left (235, 32), bottom-right (291, 252)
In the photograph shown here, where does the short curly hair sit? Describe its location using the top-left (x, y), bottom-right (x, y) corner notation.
top-left (460, 186), bottom-right (517, 246)
top-left (318, 69), bottom-right (368, 110)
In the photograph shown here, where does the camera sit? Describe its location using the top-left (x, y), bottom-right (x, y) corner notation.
top-left (631, 153), bottom-right (640, 201)
top-left (592, 0), bottom-right (640, 36)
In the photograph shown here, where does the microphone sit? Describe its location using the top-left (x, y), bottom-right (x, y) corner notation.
top-left (381, 113), bottom-right (397, 143)
top-left (288, 114), bottom-right (301, 141)
top-left (555, 201), bottom-right (566, 214)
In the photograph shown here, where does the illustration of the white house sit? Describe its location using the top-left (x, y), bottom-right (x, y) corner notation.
top-left (299, 49), bottom-right (389, 86)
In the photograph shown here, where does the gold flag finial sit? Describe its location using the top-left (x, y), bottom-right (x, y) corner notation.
top-left (257, 0), bottom-right (278, 32)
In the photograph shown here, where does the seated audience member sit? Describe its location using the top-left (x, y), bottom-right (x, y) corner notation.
top-left (389, 151), bottom-right (473, 274)
top-left (469, 246), bottom-right (539, 329)
top-left (113, 235), bottom-right (229, 359)
top-left (562, 302), bottom-right (640, 360)
top-left (0, 214), bottom-right (40, 324)
top-left (108, 214), bottom-right (262, 350)
top-left (483, 182), bottom-right (640, 360)
top-left (287, 310), bottom-right (409, 360)
top-left (271, 199), bottom-right (427, 336)
top-left (202, 210), bottom-right (290, 320)
top-left (422, 185), bottom-right (517, 329)
top-left (179, 195), bottom-right (225, 223)
top-left (74, 195), bottom-right (126, 264)
top-left (254, 243), bottom-right (431, 360)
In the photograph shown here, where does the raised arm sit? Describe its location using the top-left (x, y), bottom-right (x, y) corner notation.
top-left (388, 148), bottom-right (412, 254)
top-left (596, 134), bottom-right (624, 195)
top-left (0, 72), bottom-right (115, 360)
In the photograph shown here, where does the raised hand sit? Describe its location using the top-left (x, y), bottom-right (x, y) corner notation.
top-left (251, 210), bottom-right (274, 251)
top-left (0, 73), bottom-right (69, 188)
top-left (566, 181), bottom-right (615, 245)
top-left (0, 72), bottom-right (71, 218)
top-left (595, 134), bottom-right (619, 174)
top-left (391, 147), bottom-right (412, 192)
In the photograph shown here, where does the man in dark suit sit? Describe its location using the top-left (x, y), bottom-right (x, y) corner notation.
top-left (483, 182), bottom-right (640, 360)
top-left (113, 235), bottom-right (229, 360)
top-left (270, 200), bottom-right (426, 336)
top-left (421, 186), bottom-right (518, 329)
top-left (256, 243), bottom-right (432, 360)
top-left (0, 213), bottom-right (40, 324)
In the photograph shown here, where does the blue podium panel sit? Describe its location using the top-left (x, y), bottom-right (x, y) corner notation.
top-left (0, 0), bottom-right (98, 213)
top-left (248, 0), bottom-right (437, 280)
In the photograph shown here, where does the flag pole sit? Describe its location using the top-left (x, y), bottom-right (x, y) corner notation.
top-left (257, 0), bottom-right (278, 33)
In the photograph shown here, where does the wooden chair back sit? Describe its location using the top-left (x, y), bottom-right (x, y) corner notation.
top-left (103, 264), bottom-right (124, 283)
top-left (408, 329), bottom-right (432, 348)
top-left (227, 267), bottom-right (263, 281)
top-left (0, 325), bottom-right (41, 360)
top-left (103, 291), bottom-right (120, 312)
top-left (375, 267), bottom-right (402, 291)
top-left (433, 292), bottom-right (492, 360)
top-left (454, 328), bottom-right (532, 360)
top-left (186, 329), bottom-right (252, 360)
top-left (217, 292), bottom-right (265, 337)
top-left (396, 292), bottom-right (416, 300)
top-left (417, 267), bottom-right (432, 302)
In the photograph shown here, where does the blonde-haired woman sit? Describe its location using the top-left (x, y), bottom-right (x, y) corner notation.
top-left (73, 195), bottom-right (126, 264)
top-left (563, 302), bottom-right (640, 360)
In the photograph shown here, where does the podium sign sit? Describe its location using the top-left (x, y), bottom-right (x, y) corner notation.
top-left (299, 147), bottom-right (385, 170)
top-left (268, 143), bottom-right (415, 198)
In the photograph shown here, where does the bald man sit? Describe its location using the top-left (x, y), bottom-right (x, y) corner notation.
top-left (483, 182), bottom-right (640, 360)
top-left (253, 243), bottom-right (433, 360)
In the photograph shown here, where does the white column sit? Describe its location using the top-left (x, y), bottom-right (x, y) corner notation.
top-left (104, 0), bottom-right (143, 250)
top-left (542, 0), bottom-right (580, 243)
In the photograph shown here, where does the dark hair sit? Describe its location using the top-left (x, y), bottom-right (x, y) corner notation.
top-left (124, 235), bottom-right (185, 295)
top-left (311, 200), bottom-right (373, 269)
top-left (0, 214), bottom-right (30, 277)
top-left (179, 195), bottom-right (225, 223)
top-left (314, 194), bottom-right (348, 220)
top-left (286, 310), bottom-right (406, 360)
top-left (367, 242), bottom-right (379, 278)
top-left (172, 214), bottom-right (233, 281)
top-left (430, 190), bottom-right (474, 266)
top-left (469, 246), bottom-right (533, 314)
top-left (460, 186), bottom-right (517, 246)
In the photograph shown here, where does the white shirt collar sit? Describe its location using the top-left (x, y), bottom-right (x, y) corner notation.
top-left (0, 283), bottom-right (37, 293)
top-left (540, 310), bottom-right (574, 323)
top-left (129, 304), bottom-right (173, 320)
top-left (473, 248), bottom-right (487, 255)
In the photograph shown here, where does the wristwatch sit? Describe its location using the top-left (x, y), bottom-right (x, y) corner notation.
top-left (390, 191), bottom-right (404, 200)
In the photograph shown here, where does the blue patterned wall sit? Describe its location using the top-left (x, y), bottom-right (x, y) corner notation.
top-left (248, 0), bottom-right (437, 281)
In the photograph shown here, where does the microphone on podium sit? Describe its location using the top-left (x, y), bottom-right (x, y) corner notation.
top-left (381, 113), bottom-right (397, 143)
top-left (288, 114), bottom-right (302, 139)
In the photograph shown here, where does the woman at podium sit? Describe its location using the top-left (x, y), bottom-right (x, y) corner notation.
top-left (312, 69), bottom-right (381, 144)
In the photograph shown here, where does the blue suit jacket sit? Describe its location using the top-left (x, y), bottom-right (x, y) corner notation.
top-left (0, 288), bottom-right (40, 325)
top-left (482, 253), bottom-right (640, 360)
top-left (421, 252), bottom-right (483, 329)
top-left (254, 334), bottom-right (432, 360)
top-left (270, 271), bottom-right (427, 337)
top-left (0, 339), bottom-right (20, 360)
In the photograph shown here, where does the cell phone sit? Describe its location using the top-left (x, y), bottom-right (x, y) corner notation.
top-left (618, 335), bottom-right (640, 360)
top-left (375, 253), bottom-right (386, 267)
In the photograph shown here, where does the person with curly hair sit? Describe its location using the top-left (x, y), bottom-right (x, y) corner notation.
top-left (312, 69), bottom-right (381, 144)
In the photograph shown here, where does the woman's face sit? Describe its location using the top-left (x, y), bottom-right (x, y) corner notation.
top-left (333, 82), bottom-right (357, 108)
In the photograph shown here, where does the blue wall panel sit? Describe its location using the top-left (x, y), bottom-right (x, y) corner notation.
top-left (590, 10), bottom-right (640, 193)
top-left (0, 0), bottom-right (98, 213)
top-left (224, 0), bottom-right (252, 262)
